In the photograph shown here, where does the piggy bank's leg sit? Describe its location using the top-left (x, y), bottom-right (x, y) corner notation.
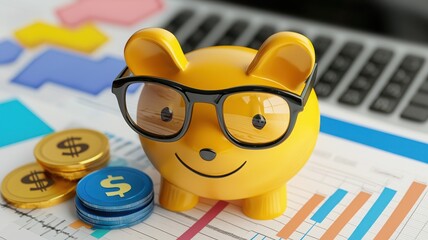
top-left (242, 185), bottom-right (287, 219)
top-left (159, 177), bottom-right (199, 211)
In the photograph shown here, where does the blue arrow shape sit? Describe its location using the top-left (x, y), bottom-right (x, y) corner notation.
top-left (11, 48), bottom-right (125, 95)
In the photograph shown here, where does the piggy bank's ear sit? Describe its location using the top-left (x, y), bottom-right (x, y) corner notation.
top-left (124, 28), bottom-right (188, 76)
top-left (247, 32), bottom-right (315, 91)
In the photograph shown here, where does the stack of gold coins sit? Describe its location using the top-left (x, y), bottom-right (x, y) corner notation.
top-left (1, 128), bottom-right (110, 209)
top-left (34, 128), bottom-right (110, 180)
top-left (1, 163), bottom-right (76, 208)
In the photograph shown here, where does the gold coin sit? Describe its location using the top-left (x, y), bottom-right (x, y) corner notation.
top-left (43, 156), bottom-right (110, 180)
top-left (1, 163), bottom-right (76, 208)
top-left (41, 153), bottom-right (110, 173)
top-left (35, 128), bottom-right (110, 172)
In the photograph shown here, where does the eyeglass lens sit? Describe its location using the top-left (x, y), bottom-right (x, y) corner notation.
top-left (223, 92), bottom-right (291, 144)
top-left (125, 82), bottom-right (186, 137)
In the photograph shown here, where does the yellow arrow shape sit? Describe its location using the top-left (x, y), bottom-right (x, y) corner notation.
top-left (15, 21), bottom-right (108, 53)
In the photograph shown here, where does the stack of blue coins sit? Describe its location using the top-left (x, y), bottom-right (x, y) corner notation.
top-left (75, 166), bottom-right (154, 229)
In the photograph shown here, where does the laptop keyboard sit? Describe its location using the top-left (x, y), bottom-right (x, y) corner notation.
top-left (161, 5), bottom-right (428, 129)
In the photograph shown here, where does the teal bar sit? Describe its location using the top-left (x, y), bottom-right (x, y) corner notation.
top-left (349, 187), bottom-right (396, 240)
top-left (91, 229), bottom-right (110, 239)
top-left (310, 189), bottom-right (348, 223)
top-left (0, 99), bottom-right (53, 147)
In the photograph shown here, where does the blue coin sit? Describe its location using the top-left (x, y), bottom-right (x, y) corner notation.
top-left (76, 198), bottom-right (155, 229)
top-left (77, 206), bottom-right (153, 229)
top-left (75, 196), bottom-right (154, 224)
top-left (76, 166), bottom-right (153, 212)
top-left (77, 202), bottom-right (154, 227)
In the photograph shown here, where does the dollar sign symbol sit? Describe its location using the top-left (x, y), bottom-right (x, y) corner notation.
top-left (21, 171), bottom-right (55, 192)
top-left (100, 175), bottom-right (131, 198)
top-left (57, 137), bottom-right (89, 158)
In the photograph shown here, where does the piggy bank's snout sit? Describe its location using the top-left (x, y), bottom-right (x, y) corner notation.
top-left (199, 148), bottom-right (216, 161)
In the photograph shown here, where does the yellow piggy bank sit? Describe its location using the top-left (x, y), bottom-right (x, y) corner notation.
top-left (112, 28), bottom-right (320, 220)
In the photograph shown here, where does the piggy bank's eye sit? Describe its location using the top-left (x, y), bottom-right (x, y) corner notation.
top-left (161, 107), bottom-right (173, 122)
top-left (223, 92), bottom-right (290, 144)
top-left (129, 82), bottom-right (186, 137)
top-left (252, 114), bottom-right (266, 129)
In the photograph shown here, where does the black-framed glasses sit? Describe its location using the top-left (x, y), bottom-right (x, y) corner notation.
top-left (112, 64), bottom-right (317, 149)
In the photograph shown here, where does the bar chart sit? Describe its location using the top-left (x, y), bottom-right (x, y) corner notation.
top-left (275, 182), bottom-right (426, 240)
top-left (248, 137), bottom-right (428, 240)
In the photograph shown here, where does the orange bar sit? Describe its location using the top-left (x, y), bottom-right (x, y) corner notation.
top-left (320, 192), bottom-right (371, 240)
top-left (277, 194), bottom-right (325, 239)
top-left (374, 182), bottom-right (426, 240)
top-left (69, 220), bottom-right (92, 229)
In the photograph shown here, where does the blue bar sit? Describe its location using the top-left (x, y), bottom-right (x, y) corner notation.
top-left (320, 115), bottom-right (428, 163)
top-left (310, 189), bottom-right (348, 223)
top-left (349, 187), bottom-right (397, 240)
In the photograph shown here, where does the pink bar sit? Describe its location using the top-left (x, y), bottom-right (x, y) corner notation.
top-left (178, 201), bottom-right (229, 240)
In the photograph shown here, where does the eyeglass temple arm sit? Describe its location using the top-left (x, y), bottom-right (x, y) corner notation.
top-left (299, 63), bottom-right (318, 107)
top-left (115, 66), bottom-right (132, 80)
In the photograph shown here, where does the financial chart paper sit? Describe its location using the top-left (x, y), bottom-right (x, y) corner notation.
top-left (1, 0), bottom-right (428, 239)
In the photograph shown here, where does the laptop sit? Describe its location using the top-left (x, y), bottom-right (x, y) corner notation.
top-left (157, 0), bottom-right (428, 135)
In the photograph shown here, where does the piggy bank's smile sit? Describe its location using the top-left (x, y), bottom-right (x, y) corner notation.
top-left (175, 153), bottom-right (247, 178)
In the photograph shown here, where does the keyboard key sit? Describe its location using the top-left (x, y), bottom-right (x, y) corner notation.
top-left (180, 42), bottom-right (194, 53)
top-left (320, 70), bottom-right (340, 84)
top-left (331, 55), bottom-right (352, 72)
top-left (227, 20), bottom-right (249, 36)
top-left (247, 39), bottom-right (263, 50)
top-left (410, 92), bottom-right (428, 108)
top-left (370, 96), bottom-right (398, 113)
top-left (200, 15), bottom-right (221, 32)
top-left (247, 25), bottom-right (276, 49)
top-left (339, 89), bottom-right (365, 105)
top-left (341, 42), bottom-right (363, 58)
top-left (420, 80), bottom-right (428, 93)
top-left (312, 36), bottom-right (332, 61)
top-left (164, 9), bottom-right (195, 34)
top-left (371, 48), bottom-right (393, 65)
top-left (216, 19), bottom-right (248, 45)
top-left (401, 55), bottom-right (424, 72)
top-left (314, 82), bottom-right (333, 97)
top-left (360, 62), bottom-right (381, 78)
top-left (381, 82), bottom-right (405, 99)
top-left (216, 35), bottom-right (235, 46)
top-left (187, 29), bottom-right (206, 46)
top-left (182, 14), bottom-right (221, 52)
top-left (255, 25), bottom-right (276, 40)
top-left (401, 105), bottom-right (428, 122)
top-left (390, 69), bottom-right (412, 85)
top-left (350, 76), bottom-right (373, 91)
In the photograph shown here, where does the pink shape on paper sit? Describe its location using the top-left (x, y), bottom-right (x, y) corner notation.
top-left (57, 0), bottom-right (163, 27)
